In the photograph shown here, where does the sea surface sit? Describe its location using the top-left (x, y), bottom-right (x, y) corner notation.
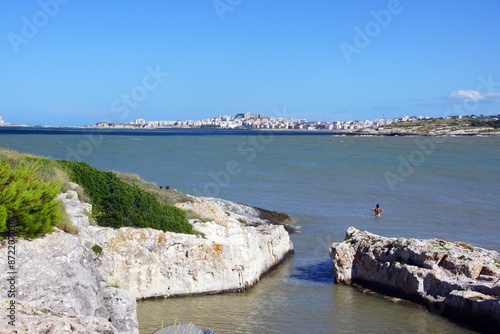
top-left (1, 128), bottom-right (499, 333)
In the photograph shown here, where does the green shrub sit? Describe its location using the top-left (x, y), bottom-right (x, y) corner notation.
top-left (0, 205), bottom-right (7, 235)
top-left (56, 160), bottom-right (193, 234)
top-left (0, 161), bottom-right (64, 239)
top-left (91, 244), bottom-right (103, 257)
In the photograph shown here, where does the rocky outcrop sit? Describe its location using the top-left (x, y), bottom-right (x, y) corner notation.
top-left (1, 301), bottom-right (118, 334)
top-left (101, 196), bottom-right (294, 299)
top-left (0, 185), bottom-right (138, 333)
top-left (330, 227), bottom-right (500, 331)
top-left (0, 184), bottom-right (293, 333)
top-left (199, 197), bottom-right (297, 233)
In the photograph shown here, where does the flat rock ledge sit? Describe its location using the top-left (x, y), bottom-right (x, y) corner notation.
top-left (0, 184), bottom-right (293, 333)
top-left (329, 227), bottom-right (500, 332)
top-left (104, 196), bottom-right (294, 299)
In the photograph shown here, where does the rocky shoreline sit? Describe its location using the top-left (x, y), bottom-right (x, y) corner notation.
top-left (330, 227), bottom-right (500, 332)
top-left (354, 125), bottom-right (500, 136)
top-left (0, 184), bottom-right (294, 333)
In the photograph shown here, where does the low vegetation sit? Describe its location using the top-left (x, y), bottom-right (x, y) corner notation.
top-left (56, 160), bottom-right (193, 234)
top-left (113, 171), bottom-right (193, 205)
top-left (385, 117), bottom-right (500, 133)
top-left (456, 241), bottom-right (475, 251)
top-left (468, 117), bottom-right (500, 128)
top-left (0, 148), bottom-right (194, 240)
top-left (91, 244), bottom-right (103, 257)
top-left (184, 209), bottom-right (212, 222)
top-left (0, 153), bottom-right (65, 239)
top-left (57, 214), bottom-right (80, 235)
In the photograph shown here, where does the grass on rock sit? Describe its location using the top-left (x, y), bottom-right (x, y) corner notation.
top-left (56, 160), bottom-right (193, 234)
top-left (0, 148), bottom-right (194, 239)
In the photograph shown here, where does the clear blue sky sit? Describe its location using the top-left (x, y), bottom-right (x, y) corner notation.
top-left (1, 0), bottom-right (499, 126)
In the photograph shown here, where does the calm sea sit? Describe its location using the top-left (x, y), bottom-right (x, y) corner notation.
top-left (1, 128), bottom-right (499, 333)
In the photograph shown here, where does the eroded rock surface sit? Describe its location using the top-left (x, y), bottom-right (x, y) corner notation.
top-left (0, 186), bottom-right (137, 333)
top-left (330, 227), bottom-right (500, 330)
top-left (0, 184), bottom-right (293, 333)
top-left (99, 196), bottom-right (294, 299)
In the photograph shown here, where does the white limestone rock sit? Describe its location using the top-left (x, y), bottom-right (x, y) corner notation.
top-left (196, 197), bottom-right (266, 223)
top-left (329, 227), bottom-right (500, 330)
top-left (103, 287), bottom-right (138, 333)
top-left (0, 189), bottom-right (138, 334)
top-left (97, 198), bottom-right (294, 299)
top-left (0, 185), bottom-right (293, 333)
top-left (3, 301), bottom-right (118, 334)
top-left (58, 182), bottom-right (93, 228)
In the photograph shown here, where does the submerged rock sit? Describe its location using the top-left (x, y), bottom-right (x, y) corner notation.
top-left (329, 227), bottom-right (500, 331)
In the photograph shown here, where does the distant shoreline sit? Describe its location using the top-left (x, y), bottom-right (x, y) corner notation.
top-left (0, 126), bottom-right (342, 136)
top-left (354, 126), bottom-right (500, 136)
top-left (1, 124), bottom-right (499, 136)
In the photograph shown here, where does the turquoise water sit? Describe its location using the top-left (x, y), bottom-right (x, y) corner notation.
top-left (1, 130), bottom-right (499, 333)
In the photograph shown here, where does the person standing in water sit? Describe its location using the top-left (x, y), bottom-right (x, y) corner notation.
top-left (372, 204), bottom-right (383, 217)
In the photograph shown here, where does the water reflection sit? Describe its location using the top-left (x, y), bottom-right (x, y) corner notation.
top-left (329, 285), bottom-right (480, 334)
top-left (138, 256), bottom-right (478, 334)
top-left (138, 259), bottom-right (296, 334)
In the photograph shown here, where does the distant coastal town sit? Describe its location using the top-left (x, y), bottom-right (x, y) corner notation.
top-left (1, 112), bottom-right (499, 135)
top-left (94, 112), bottom-right (411, 131)
top-left (93, 112), bottom-right (500, 133)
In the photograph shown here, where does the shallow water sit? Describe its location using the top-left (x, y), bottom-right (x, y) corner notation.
top-left (1, 130), bottom-right (498, 333)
